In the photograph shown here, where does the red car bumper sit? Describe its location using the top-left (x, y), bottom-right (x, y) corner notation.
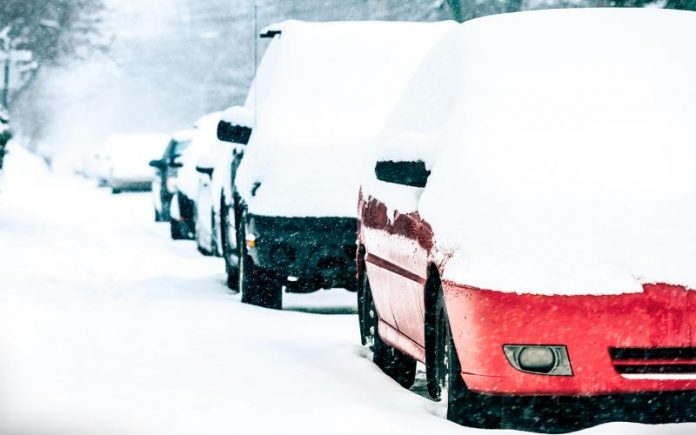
top-left (443, 282), bottom-right (696, 396)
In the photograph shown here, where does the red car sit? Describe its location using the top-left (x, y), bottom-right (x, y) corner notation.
top-left (356, 8), bottom-right (696, 432)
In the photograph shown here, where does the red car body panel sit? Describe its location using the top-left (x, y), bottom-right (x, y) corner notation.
top-left (358, 191), bottom-right (696, 396)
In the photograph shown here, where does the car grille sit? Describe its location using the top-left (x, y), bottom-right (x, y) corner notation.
top-left (610, 348), bottom-right (696, 374)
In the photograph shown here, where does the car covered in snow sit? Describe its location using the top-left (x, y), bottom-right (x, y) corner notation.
top-left (149, 129), bottom-right (196, 222)
top-left (356, 8), bottom-right (696, 431)
top-left (169, 112), bottom-right (221, 240)
top-left (215, 107), bottom-right (254, 287)
top-left (193, 106), bottom-right (253, 263)
top-left (228, 20), bottom-right (456, 309)
top-left (193, 109), bottom-right (248, 256)
top-left (99, 133), bottom-right (169, 194)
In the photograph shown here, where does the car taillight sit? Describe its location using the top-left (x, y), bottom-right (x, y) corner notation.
top-left (166, 176), bottom-right (177, 193)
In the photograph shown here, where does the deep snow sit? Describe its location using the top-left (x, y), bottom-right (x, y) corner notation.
top-left (0, 145), bottom-right (694, 434)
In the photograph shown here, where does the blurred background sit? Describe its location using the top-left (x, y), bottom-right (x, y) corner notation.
top-left (1, 0), bottom-right (694, 170)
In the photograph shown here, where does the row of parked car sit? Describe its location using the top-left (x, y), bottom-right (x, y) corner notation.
top-left (107, 8), bottom-right (696, 432)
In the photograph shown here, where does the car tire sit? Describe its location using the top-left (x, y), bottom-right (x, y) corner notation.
top-left (170, 219), bottom-right (186, 240)
top-left (238, 217), bottom-right (282, 310)
top-left (155, 209), bottom-right (163, 222)
top-left (210, 210), bottom-right (219, 257)
top-left (433, 288), bottom-right (502, 429)
top-left (360, 271), bottom-right (416, 389)
top-left (112, 187), bottom-right (122, 194)
top-left (221, 200), bottom-right (239, 292)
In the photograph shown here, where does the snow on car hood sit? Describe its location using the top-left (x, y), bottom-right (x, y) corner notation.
top-left (236, 20), bottom-right (457, 218)
top-left (376, 8), bottom-right (696, 295)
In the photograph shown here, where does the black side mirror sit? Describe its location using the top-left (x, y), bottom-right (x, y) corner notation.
top-left (375, 160), bottom-right (430, 188)
top-left (149, 159), bottom-right (166, 169)
top-left (169, 160), bottom-right (184, 169)
top-left (217, 121), bottom-right (252, 145)
top-left (195, 166), bottom-right (214, 177)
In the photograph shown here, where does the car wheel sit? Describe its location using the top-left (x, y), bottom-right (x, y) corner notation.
top-left (112, 187), bottom-right (122, 194)
top-left (155, 209), bottom-right (163, 222)
top-left (361, 271), bottom-right (416, 388)
top-left (210, 209), bottom-right (219, 257)
top-left (434, 288), bottom-right (502, 429)
top-left (170, 219), bottom-right (186, 240)
top-left (357, 257), bottom-right (371, 346)
top-left (221, 200), bottom-right (239, 291)
top-left (238, 217), bottom-right (282, 309)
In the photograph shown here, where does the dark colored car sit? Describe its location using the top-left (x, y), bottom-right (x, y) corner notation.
top-left (149, 130), bottom-right (195, 222)
top-left (220, 22), bottom-right (453, 310)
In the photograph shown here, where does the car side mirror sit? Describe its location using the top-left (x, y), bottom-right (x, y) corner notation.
top-left (169, 160), bottom-right (183, 169)
top-left (149, 159), bottom-right (166, 169)
top-left (195, 166), bottom-right (214, 177)
top-left (217, 120), bottom-right (252, 145)
top-left (375, 160), bottom-right (430, 188)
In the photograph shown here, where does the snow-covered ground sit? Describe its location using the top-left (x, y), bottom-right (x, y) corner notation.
top-left (0, 145), bottom-right (693, 435)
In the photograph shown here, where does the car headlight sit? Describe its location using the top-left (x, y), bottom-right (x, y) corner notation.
top-left (166, 176), bottom-right (177, 193)
top-left (503, 345), bottom-right (573, 376)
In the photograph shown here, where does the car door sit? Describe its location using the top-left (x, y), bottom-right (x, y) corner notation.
top-left (362, 183), bottom-right (430, 351)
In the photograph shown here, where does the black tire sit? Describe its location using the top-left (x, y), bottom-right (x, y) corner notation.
top-left (238, 217), bottom-right (282, 309)
top-left (360, 271), bottom-right (416, 389)
top-left (170, 219), bottom-right (186, 240)
top-left (155, 209), bottom-right (162, 222)
top-left (221, 200), bottom-right (239, 291)
top-left (112, 187), bottom-right (122, 194)
top-left (433, 288), bottom-right (502, 429)
top-left (210, 209), bottom-right (220, 257)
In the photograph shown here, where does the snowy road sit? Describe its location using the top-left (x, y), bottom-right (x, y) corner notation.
top-left (0, 146), bottom-right (694, 435)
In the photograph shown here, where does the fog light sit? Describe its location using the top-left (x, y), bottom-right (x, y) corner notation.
top-left (503, 345), bottom-right (573, 376)
top-left (519, 347), bottom-right (555, 372)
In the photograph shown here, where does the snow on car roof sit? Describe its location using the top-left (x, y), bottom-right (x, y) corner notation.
top-left (371, 8), bottom-right (696, 296)
top-left (236, 19), bottom-right (457, 218)
top-left (103, 133), bottom-right (170, 156)
top-left (220, 106), bottom-right (253, 128)
top-left (171, 129), bottom-right (197, 143)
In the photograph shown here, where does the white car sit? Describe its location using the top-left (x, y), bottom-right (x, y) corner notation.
top-left (169, 113), bottom-right (221, 240)
top-left (196, 106), bottom-right (253, 258)
top-left (100, 133), bottom-right (169, 194)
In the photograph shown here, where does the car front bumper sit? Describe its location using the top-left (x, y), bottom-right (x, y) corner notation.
top-left (246, 214), bottom-right (358, 291)
top-left (443, 282), bottom-right (696, 396)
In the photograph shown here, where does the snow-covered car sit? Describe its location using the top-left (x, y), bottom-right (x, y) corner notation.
top-left (100, 133), bottom-right (169, 194)
top-left (228, 20), bottom-right (456, 309)
top-left (193, 126), bottom-right (234, 256)
top-left (149, 129), bottom-right (196, 222)
top-left (209, 107), bottom-right (254, 284)
top-left (195, 106), bottom-right (253, 259)
top-left (169, 112), bottom-right (221, 240)
top-left (357, 8), bottom-right (696, 432)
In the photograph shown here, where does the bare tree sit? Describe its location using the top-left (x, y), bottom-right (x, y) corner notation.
top-left (0, 0), bottom-right (106, 109)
